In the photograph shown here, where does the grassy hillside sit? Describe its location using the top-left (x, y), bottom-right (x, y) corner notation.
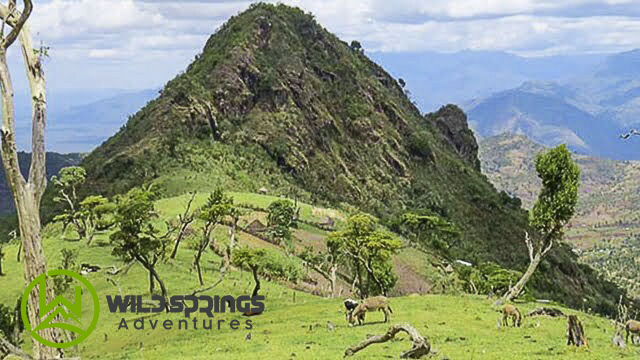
top-left (72, 2), bottom-right (625, 315)
top-left (1, 191), bottom-right (637, 359)
top-left (479, 133), bottom-right (640, 296)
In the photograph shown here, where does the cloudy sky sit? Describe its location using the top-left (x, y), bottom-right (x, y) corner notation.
top-left (12, 0), bottom-right (640, 91)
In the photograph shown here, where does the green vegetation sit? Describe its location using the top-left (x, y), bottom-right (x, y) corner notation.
top-left (0, 190), bottom-right (637, 359)
top-left (328, 214), bottom-right (402, 297)
top-left (503, 145), bottom-right (581, 302)
top-left (110, 186), bottom-right (171, 307)
top-left (69, 2), bottom-right (624, 315)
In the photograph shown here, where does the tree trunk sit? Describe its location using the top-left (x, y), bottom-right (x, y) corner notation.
top-left (17, 195), bottom-right (65, 359)
top-left (195, 252), bottom-right (204, 286)
top-left (502, 252), bottom-right (542, 302)
top-left (150, 268), bottom-right (169, 311)
top-left (250, 266), bottom-right (260, 297)
top-left (0, 4), bottom-right (64, 356)
top-left (16, 240), bottom-right (21, 262)
top-left (149, 270), bottom-right (155, 293)
top-left (567, 315), bottom-right (588, 347)
top-left (222, 218), bottom-right (237, 271)
top-left (329, 264), bottom-right (337, 298)
top-left (345, 324), bottom-right (431, 358)
top-left (169, 221), bottom-right (190, 259)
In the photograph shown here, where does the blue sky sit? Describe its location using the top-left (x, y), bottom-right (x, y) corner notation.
top-left (14, 0), bottom-right (640, 91)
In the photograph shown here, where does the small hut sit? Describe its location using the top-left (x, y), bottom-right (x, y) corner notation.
top-left (246, 219), bottom-right (267, 234)
top-left (319, 216), bottom-right (335, 230)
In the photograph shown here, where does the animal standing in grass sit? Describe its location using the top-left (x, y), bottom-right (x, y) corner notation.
top-left (502, 304), bottom-right (522, 327)
top-left (349, 296), bottom-right (392, 326)
top-left (626, 320), bottom-right (640, 344)
top-left (344, 298), bottom-right (359, 320)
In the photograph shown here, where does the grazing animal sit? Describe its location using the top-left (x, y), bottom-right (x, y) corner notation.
top-left (344, 298), bottom-right (359, 319)
top-left (502, 304), bottom-right (522, 327)
top-left (625, 320), bottom-right (640, 344)
top-left (349, 296), bottom-right (392, 326)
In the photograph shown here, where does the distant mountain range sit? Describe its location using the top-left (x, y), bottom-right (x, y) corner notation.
top-left (370, 50), bottom-right (604, 112)
top-left (0, 152), bottom-right (84, 215)
top-left (12, 89), bottom-right (158, 153)
top-left (466, 49), bottom-right (640, 160)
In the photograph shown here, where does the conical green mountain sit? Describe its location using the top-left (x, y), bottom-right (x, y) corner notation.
top-left (80, 3), bottom-right (623, 313)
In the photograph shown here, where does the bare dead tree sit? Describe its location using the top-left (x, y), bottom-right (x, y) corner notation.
top-left (0, 1), bottom-right (65, 358)
top-left (344, 324), bottom-right (431, 358)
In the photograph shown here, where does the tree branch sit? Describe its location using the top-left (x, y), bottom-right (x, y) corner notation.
top-left (2, 0), bottom-right (29, 49)
top-left (524, 231), bottom-right (534, 262)
top-left (0, 335), bottom-right (32, 359)
top-left (345, 324), bottom-right (431, 358)
top-left (541, 239), bottom-right (554, 257)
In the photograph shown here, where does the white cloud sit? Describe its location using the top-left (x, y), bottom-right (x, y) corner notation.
top-left (13, 0), bottom-right (640, 90)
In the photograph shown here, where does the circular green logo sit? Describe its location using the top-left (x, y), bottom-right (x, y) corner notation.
top-left (21, 269), bottom-right (100, 348)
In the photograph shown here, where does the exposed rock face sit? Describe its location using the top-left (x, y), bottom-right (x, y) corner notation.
top-left (432, 105), bottom-right (480, 171)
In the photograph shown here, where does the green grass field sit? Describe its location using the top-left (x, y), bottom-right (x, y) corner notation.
top-left (1, 192), bottom-right (639, 359)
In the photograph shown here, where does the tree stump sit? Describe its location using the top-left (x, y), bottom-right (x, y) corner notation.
top-left (344, 324), bottom-right (430, 358)
top-left (567, 315), bottom-right (588, 347)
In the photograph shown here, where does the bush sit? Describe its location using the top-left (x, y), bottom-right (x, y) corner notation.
top-left (457, 261), bottom-right (522, 295)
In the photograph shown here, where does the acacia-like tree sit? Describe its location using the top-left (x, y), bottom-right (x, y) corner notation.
top-left (110, 187), bottom-right (170, 309)
top-left (502, 145), bottom-right (580, 302)
top-left (232, 247), bottom-right (267, 297)
top-left (169, 192), bottom-right (196, 259)
top-left (0, 0), bottom-right (65, 357)
top-left (194, 189), bottom-right (233, 286)
top-left (300, 243), bottom-right (342, 297)
top-left (53, 166), bottom-right (113, 243)
top-left (328, 214), bottom-right (402, 298)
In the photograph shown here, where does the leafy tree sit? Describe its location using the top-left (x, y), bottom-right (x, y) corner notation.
top-left (502, 145), bottom-right (580, 302)
top-left (194, 188), bottom-right (234, 286)
top-left (110, 186), bottom-right (171, 309)
top-left (79, 195), bottom-right (113, 244)
top-left (401, 213), bottom-right (459, 252)
top-left (267, 199), bottom-right (297, 251)
top-left (232, 247), bottom-right (267, 297)
top-left (53, 248), bottom-right (78, 294)
top-left (52, 166), bottom-right (87, 238)
top-left (52, 166), bottom-right (114, 244)
top-left (300, 240), bottom-right (343, 297)
top-left (0, 298), bottom-right (22, 350)
top-left (233, 247), bottom-right (302, 298)
top-left (457, 262), bottom-right (522, 295)
top-left (328, 214), bottom-right (402, 297)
